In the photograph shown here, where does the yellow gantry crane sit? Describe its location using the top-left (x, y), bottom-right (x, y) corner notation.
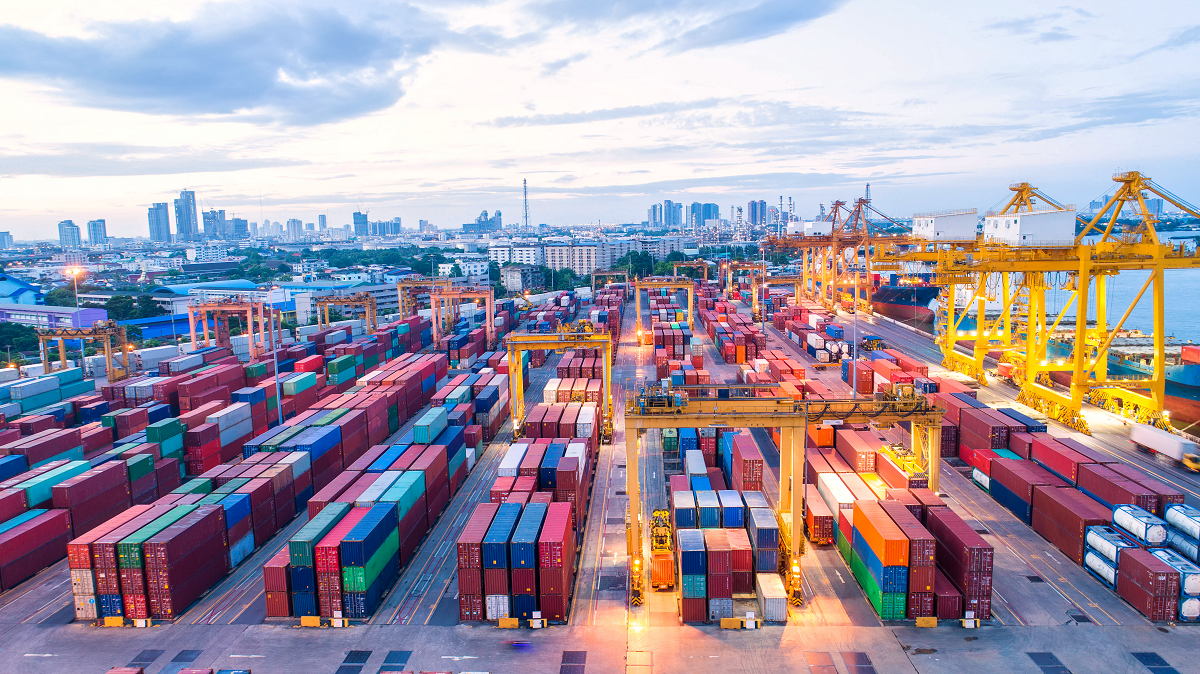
top-left (721, 261), bottom-right (767, 319)
top-left (429, 285), bottom-right (496, 349)
top-left (504, 330), bottom-right (614, 443)
top-left (591, 269), bottom-right (629, 295)
top-left (40, 320), bottom-right (133, 382)
top-left (623, 383), bottom-right (944, 607)
top-left (633, 276), bottom-right (696, 340)
top-left (874, 172), bottom-right (1200, 432)
top-left (396, 276), bottom-right (454, 319)
top-left (671, 259), bottom-right (709, 280)
top-left (314, 292), bottom-right (378, 333)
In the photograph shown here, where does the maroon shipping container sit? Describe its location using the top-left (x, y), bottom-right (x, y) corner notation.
top-left (730, 434), bottom-right (764, 491)
top-left (1118, 548), bottom-right (1181, 597)
top-left (1053, 436), bottom-right (1117, 465)
top-left (347, 445), bottom-right (388, 472)
top-left (933, 568), bottom-right (963, 619)
top-left (1008, 432), bottom-right (1036, 459)
top-left (733, 571), bottom-right (754, 594)
top-left (539, 592), bottom-right (566, 621)
top-left (1106, 463), bottom-right (1185, 517)
top-left (483, 567), bottom-right (508, 596)
top-left (307, 470), bottom-right (361, 518)
top-left (680, 596), bottom-right (707, 623)
top-left (884, 489), bottom-right (924, 520)
top-left (145, 506), bottom-right (230, 619)
top-left (963, 594), bottom-right (992, 620)
top-left (1076, 463), bottom-right (1156, 512)
top-left (539, 564), bottom-right (571, 596)
top-left (511, 568), bottom-right (536, 595)
top-left (707, 572), bottom-right (733, 599)
top-left (1030, 485), bottom-right (1111, 565)
top-left (91, 504), bottom-right (175, 570)
top-left (266, 591), bottom-right (292, 618)
top-left (924, 506), bottom-right (993, 596)
top-left (940, 419), bottom-right (958, 458)
top-left (703, 529), bottom-right (732, 575)
top-left (958, 408), bottom-right (1008, 450)
top-left (907, 592), bottom-right (935, 618)
top-left (67, 505), bottom-right (150, 569)
top-left (1030, 437), bottom-right (1094, 483)
top-left (1117, 577), bottom-right (1176, 622)
top-left (0, 488), bottom-right (27, 524)
top-left (459, 593), bottom-right (484, 621)
top-left (538, 502), bottom-right (574, 569)
top-left (0, 509), bottom-right (71, 590)
top-left (805, 451), bottom-right (835, 485)
top-left (51, 461), bottom-right (128, 507)
top-left (804, 485), bottom-right (834, 545)
top-left (457, 503), bottom-right (500, 568)
top-left (990, 459), bottom-right (1070, 505)
top-left (908, 488), bottom-right (946, 522)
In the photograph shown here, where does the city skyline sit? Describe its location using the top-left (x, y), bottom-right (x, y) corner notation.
top-left (0, 2), bottom-right (1197, 239)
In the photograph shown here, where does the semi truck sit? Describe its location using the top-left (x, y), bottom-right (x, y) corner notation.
top-left (1130, 423), bottom-right (1200, 472)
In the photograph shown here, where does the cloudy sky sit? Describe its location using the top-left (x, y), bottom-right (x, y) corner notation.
top-left (0, 0), bottom-right (1198, 239)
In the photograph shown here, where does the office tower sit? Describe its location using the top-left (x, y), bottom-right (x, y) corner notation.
top-left (318, 214), bottom-right (327, 230)
top-left (647, 203), bottom-right (662, 226)
top-left (231, 218), bottom-right (249, 239)
top-left (58, 220), bottom-right (82, 249)
top-left (286, 219), bottom-right (303, 241)
top-left (390, 217), bottom-right (402, 235)
top-left (148, 203), bottom-right (171, 242)
top-left (305, 222), bottom-right (315, 231)
top-left (702, 203), bottom-right (720, 223)
top-left (353, 212), bottom-right (369, 236)
top-left (174, 190), bottom-right (199, 242)
top-left (202, 209), bottom-right (226, 239)
top-left (664, 201), bottom-right (683, 228)
top-left (689, 202), bottom-right (703, 232)
top-left (0, 232), bottom-right (12, 249)
top-left (86, 219), bottom-right (107, 246)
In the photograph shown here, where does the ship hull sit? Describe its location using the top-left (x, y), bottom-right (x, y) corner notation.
top-left (873, 301), bottom-right (935, 325)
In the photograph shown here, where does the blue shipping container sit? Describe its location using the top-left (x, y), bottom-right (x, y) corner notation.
top-left (290, 565), bottom-right (316, 593)
top-left (482, 503), bottom-right (522, 568)
top-left (341, 503), bottom-right (400, 567)
top-left (747, 508), bottom-right (779, 551)
top-left (510, 502), bottom-right (548, 568)
top-left (717, 490), bottom-right (744, 528)
top-left (695, 490), bottom-right (721, 529)
top-left (741, 491), bottom-right (770, 510)
top-left (690, 476), bottom-right (711, 492)
top-left (540, 445), bottom-right (565, 490)
top-left (673, 491), bottom-right (696, 529)
top-left (677, 529), bottom-right (707, 575)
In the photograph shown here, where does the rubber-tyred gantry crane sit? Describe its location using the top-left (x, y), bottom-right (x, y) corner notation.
top-left (634, 276), bottom-right (696, 341)
top-left (430, 285), bottom-right (495, 349)
top-left (504, 330), bottom-right (614, 443)
top-left (40, 320), bottom-right (132, 382)
top-left (623, 383), bottom-right (944, 608)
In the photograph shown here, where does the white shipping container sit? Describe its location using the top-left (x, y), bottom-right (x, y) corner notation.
top-left (1150, 549), bottom-right (1200, 596)
top-left (356, 471), bottom-right (402, 506)
top-left (485, 594), bottom-right (510, 620)
top-left (685, 450), bottom-right (707, 477)
top-left (972, 468), bottom-right (990, 490)
top-left (10, 376), bottom-right (59, 399)
top-left (208, 402), bottom-right (252, 430)
top-left (74, 594), bottom-right (98, 621)
top-left (0, 368), bottom-right (16, 383)
top-left (326, 330), bottom-right (347, 346)
top-left (219, 418), bottom-right (254, 447)
top-left (576, 406), bottom-right (596, 441)
top-left (816, 350), bottom-right (832, 363)
top-left (0, 402), bottom-right (20, 419)
top-left (544, 378), bottom-right (561, 402)
top-left (755, 573), bottom-right (788, 621)
top-left (466, 445), bottom-right (477, 470)
top-left (565, 443), bottom-right (587, 483)
top-left (278, 451), bottom-right (312, 478)
top-left (708, 598), bottom-right (734, 621)
top-left (817, 473), bottom-right (855, 517)
top-left (169, 354), bottom-right (204, 373)
top-left (497, 444), bottom-right (528, 477)
top-left (70, 568), bottom-right (95, 595)
top-left (806, 333), bottom-right (824, 349)
top-left (1181, 596), bottom-right (1200, 621)
top-left (1085, 529), bottom-right (1126, 564)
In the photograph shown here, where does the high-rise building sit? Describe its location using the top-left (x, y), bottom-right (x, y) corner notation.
top-left (702, 203), bottom-right (720, 223)
top-left (58, 220), bottom-right (82, 249)
top-left (174, 190), bottom-right (199, 242)
top-left (463, 211), bottom-right (501, 236)
top-left (318, 214), bottom-right (327, 230)
top-left (688, 202), bottom-right (703, 231)
top-left (0, 232), bottom-right (12, 249)
top-left (305, 222), bottom-right (315, 231)
top-left (231, 218), bottom-right (249, 239)
top-left (353, 212), bottom-right (369, 236)
top-left (287, 219), bottom-right (303, 241)
top-left (747, 200), bottom-right (768, 227)
top-left (87, 219), bottom-right (107, 246)
top-left (647, 203), bottom-right (663, 226)
top-left (203, 209), bottom-right (226, 239)
top-left (148, 203), bottom-right (171, 242)
top-left (419, 219), bottom-right (436, 235)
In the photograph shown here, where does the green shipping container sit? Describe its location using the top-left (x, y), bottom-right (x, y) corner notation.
top-left (837, 530), bottom-right (851, 563)
top-left (126, 454), bottom-right (155, 481)
top-left (32, 446), bottom-right (84, 469)
top-left (146, 418), bottom-right (186, 443)
top-left (327, 355), bottom-right (357, 375)
top-left (20, 389), bottom-right (62, 412)
top-left (283, 372), bottom-right (316, 396)
top-left (379, 472), bottom-right (425, 519)
top-left (214, 477), bottom-right (250, 494)
top-left (60, 379), bottom-right (96, 398)
top-left (101, 409), bottom-right (131, 427)
top-left (850, 551), bottom-right (906, 620)
top-left (312, 408), bottom-right (348, 426)
top-left (246, 362), bottom-right (268, 378)
top-left (172, 478), bottom-right (213, 495)
top-left (341, 528), bottom-right (399, 592)
top-left (290, 501), bottom-right (351, 567)
top-left (263, 424), bottom-right (306, 450)
top-left (14, 460), bottom-right (89, 506)
top-left (117, 505), bottom-right (197, 569)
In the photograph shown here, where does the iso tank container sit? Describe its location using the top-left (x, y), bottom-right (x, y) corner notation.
top-left (1112, 504), bottom-right (1168, 546)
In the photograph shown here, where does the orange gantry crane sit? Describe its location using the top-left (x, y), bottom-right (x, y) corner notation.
top-left (187, 298), bottom-right (283, 359)
top-left (430, 285), bottom-right (496, 349)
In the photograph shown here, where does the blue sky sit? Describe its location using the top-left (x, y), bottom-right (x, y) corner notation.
top-left (0, 0), bottom-right (1198, 237)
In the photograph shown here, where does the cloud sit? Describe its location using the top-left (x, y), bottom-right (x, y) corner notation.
top-left (658, 0), bottom-right (844, 53)
top-left (541, 52), bottom-right (589, 76)
top-left (1132, 25), bottom-right (1200, 60)
top-left (490, 98), bottom-right (723, 126)
top-left (0, 4), bottom-right (463, 126)
top-left (1015, 89), bottom-right (1200, 141)
top-left (984, 12), bottom-right (1078, 42)
top-left (530, 0), bottom-right (843, 52)
top-left (0, 143), bottom-right (306, 177)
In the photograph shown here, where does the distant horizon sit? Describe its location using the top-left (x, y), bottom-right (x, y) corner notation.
top-left (0, 2), bottom-right (1197, 239)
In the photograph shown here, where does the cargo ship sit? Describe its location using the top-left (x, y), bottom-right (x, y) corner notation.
top-left (814, 274), bottom-right (941, 325)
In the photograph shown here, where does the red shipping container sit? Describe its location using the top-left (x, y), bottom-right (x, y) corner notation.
top-left (67, 505), bottom-right (149, 569)
top-left (933, 568), bottom-right (963, 619)
top-left (923, 506), bottom-right (993, 589)
top-left (0, 509), bottom-right (71, 590)
top-left (538, 502), bottom-right (574, 569)
top-left (1118, 547), bottom-right (1181, 598)
top-left (459, 593), bottom-right (484, 621)
top-left (1030, 437), bottom-right (1094, 483)
top-left (707, 572), bottom-right (733, 599)
top-left (539, 592), bottom-right (566, 621)
top-left (262, 547), bottom-right (291, 593)
top-left (483, 567), bottom-right (508, 595)
top-left (680, 596), bottom-right (707, 622)
top-left (457, 503), bottom-right (500, 568)
top-left (835, 429), bottom-right (876, 472)
top-left (1030, 485), bottom-right (1111, 565)
top-left (703, 529), bottom-right (732, 574)
top-left (266, 591), bottom-right (292, 618)
top-left (990, 459), bottom-right (1069, 505)
top-left (1106, 463), bottom-right (1184, 517)
top-left (1117, 576), bottom-right (1177, 622)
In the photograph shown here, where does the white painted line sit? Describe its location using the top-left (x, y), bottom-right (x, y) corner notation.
top-left (834, 570), bottom-right (846, 584)
top-left (1045, 550), bottom-right (1060, 565)
top-left (443, 655), bottom-right (479, 660)
top-left (24, 654), bottom-right (54, 657)
top-left (229, 655), bottom-right (266, 658)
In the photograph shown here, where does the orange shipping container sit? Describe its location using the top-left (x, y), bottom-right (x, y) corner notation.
top-left (735, 345), bottom-right (746, 364)
top-left (852, 500), bottom-right (910, 567)
top-left (807, 423), bottom-right (835, 447)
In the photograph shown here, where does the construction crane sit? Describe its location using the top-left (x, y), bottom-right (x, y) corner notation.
top-left (39, 320), bottom-right (132, 382)
top-left (671, 259), bottom-right (709, 280)
top-left (429, 285), bottom-right (495, 349)
top-left (314, 292), bottom-right (378, 333)
top-left (633, 276), bottom-right (696, 340)
top-left (623, 383), bottom-right (944, 607)
top-left (504, 331), bottom-right (614, 443)
top-left (873, 172), bottom-right (1200, 432)
top-left (187, 298), bottom-right (282, 360)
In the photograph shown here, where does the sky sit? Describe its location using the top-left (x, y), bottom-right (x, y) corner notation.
top-left (1, 0), bottom-right (1199, 239)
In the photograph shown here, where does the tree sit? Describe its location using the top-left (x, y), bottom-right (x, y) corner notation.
top-left (104, 295), bottom-right (136, 321)
top-left (0, 322), bottom-right (38, 353)
top-left (615, 251), bottom-right (655, 278)
top-left (450, 263), bottom-right (464, 278)
top-left (552, 268), bottom-right (578, 291)
top-left (136, 295), bottom-right (166, 319)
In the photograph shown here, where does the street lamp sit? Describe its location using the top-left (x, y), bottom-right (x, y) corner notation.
top-left (269, 286), bottom-right (284, 426)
